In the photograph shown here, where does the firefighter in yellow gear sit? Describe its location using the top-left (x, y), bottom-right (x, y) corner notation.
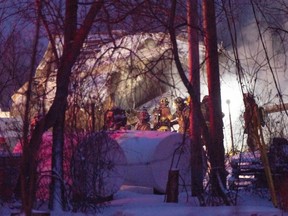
top-left (135, 108), bottom-right (151, 131)
top-left (152, 97), bottom-right (173, 131)
top-left (172, 97), bottom-right (190, 134)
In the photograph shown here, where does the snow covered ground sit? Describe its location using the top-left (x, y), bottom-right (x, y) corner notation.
top-left (96, 186), bottom-right (287, 216)
top-left (1, 185), bottom-right (287, 216)
top-left (1, 131), bottom-right (288, 215)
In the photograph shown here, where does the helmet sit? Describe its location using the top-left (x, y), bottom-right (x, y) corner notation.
top-left (104, 107), bottom-right (127, 129)
top-left (243, 93), bottom-right (254, 100)
top-left (160, 97), bottom-right (169, 106)
top-left (112, 107), bottom-right (127, 126)
top-left (202, 95), bottom-right (209, 103)
top-left (174, 97), bottom-right (184, 105)
top-left (138, 108), bottom-right (150, 121)
top-left (174, 97), bottom-right (185, 111)
top-left (243, 93), bottom-right (256, 105)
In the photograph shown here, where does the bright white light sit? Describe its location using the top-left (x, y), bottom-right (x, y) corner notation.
top-left (221, 79), bottom-right (243, 122)
top-left (221, 77), bottom-right (244, 152)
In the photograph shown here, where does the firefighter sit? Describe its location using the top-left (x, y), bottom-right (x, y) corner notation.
top-left (172, 97), bottom-right (190, 134)
top-left (152, 97), bottom-right (173, 131)
top-left (200, 95), bottom-right (225, 126)
top-left (135, 108), bottom-right (151, 131)
top-left (201, 95), bottom-right (210, 127)
top-left (243, 93), bottom-right (260, 153)
top-left (103, 107), bottom-right (128, 130)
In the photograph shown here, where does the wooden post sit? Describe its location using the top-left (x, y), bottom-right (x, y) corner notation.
top-left (166, 169), bottom-right (179, 203)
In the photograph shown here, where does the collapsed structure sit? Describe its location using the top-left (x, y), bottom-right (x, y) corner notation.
top-left (10, 32), bottom-right (206, 132)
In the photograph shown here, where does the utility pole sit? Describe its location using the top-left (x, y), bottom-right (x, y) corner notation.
top-left (226, 99), bottom-right (235, 155)
top-left (187, 0), bottom-right (203, 198)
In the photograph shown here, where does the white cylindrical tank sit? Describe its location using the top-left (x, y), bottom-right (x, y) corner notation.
top-left (110, 130), bottom-right (191, 193)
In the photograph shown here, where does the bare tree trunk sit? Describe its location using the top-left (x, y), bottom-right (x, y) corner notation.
top-left (187, 0), bottom-right (203, 198)
top-left (168, 2), bottom-right (210, 203)
top-left (49, 0), bottom-right (77, 210)
top-left (20, 1), bottom-right (104, 215)
top-left (202, 0), bottom-right (227, 202)
top-left (50, 104), bottom-right (66, 210)
top-left (20, 1), bottom-right (41, 214)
